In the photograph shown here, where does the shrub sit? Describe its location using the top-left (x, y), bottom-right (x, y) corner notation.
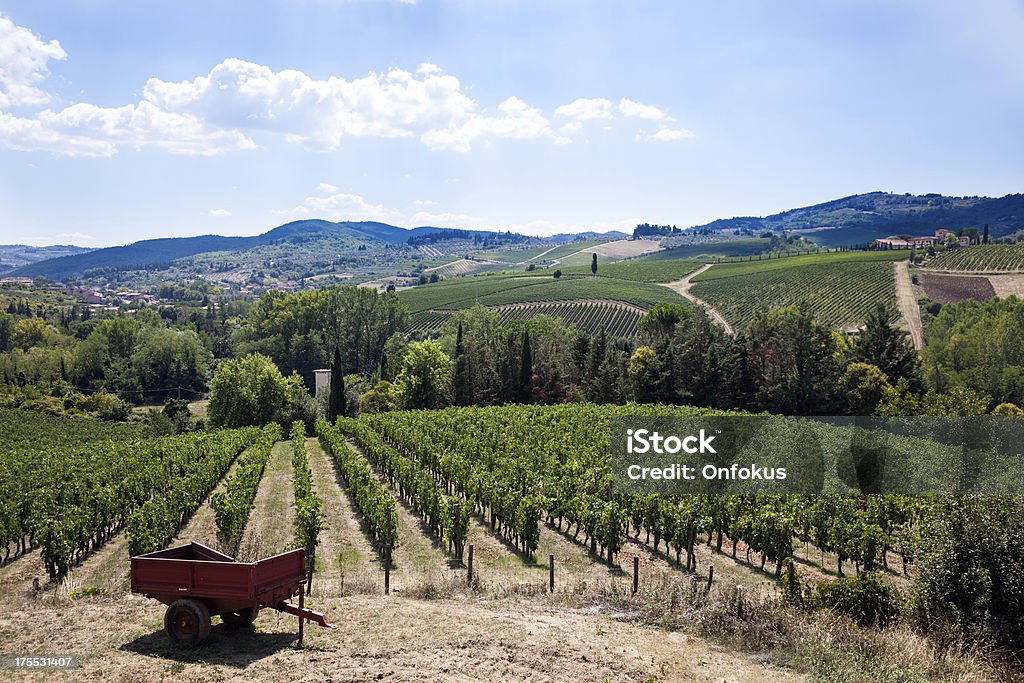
top-left (914, 496), bottom-right (1024, 649)
top-left (814, 573), bottom-right (901, 627)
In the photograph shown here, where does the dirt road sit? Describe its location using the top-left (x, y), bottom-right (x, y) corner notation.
top-left (660, 263), bottom-right (735, 334)
top-left (893, 261), bottom-right (924, 349)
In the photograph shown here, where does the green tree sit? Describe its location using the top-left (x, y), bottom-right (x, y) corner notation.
top-left (12, 317), bottom-right (49, 350)
top-left (453, 321), bottom-right (471, 406)
top-left (519, 329), bottom-right (533, 403)
top-left (591, 253), bottom-right (598, 276)
top-left (208, 353), bottom-right (290, 427)
top-left (131, 327), bottom-right (212, 394)
top-left (638, 302), bottom-right (687, 340)
top-left (841, 362), bottom-right (891, 415)
top-left (851, 304), bottom-right (921, 390)
top-left (393, 340), bottom-right (452, 409)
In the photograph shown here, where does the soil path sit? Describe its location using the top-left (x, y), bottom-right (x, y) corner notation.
top-left (237, 440), bottom-right (295, 560)
top-left (894, 261), bottom-right (924, 349)
top-left (661, 263), bottom-right (735, 333)
top-left (344, 438), bottom-right (456, 591)
top-left (305, 436), bottom-right (384, 595)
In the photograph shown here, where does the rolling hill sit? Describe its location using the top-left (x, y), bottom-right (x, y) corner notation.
top-left (10, 221), bottom-right (517, 280)
top-left (688, 192), bottom-right (1024, 247)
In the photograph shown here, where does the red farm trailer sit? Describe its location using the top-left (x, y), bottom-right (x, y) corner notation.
top-left (131, 542), bottom-right (335, 646)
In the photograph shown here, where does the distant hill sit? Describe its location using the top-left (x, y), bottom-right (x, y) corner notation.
top-left (0, 244), bottom-right (94, 275)
top-left (548, 231), bottom-right (629, 242)
top-left (10, 220), bottom-right (508, 280)
top-left (690, 192), bottom-right (1024, 247)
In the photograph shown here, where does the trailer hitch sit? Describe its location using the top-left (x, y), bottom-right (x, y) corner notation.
top-left (276, 601), bottom-right (337, 629)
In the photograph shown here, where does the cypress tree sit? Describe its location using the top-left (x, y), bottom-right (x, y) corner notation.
top-left (983, 223), bottom-right (990, 245)
top-left (328, 347), bottom-right (346, 420)
top-left (591, 253), bottom-right (598, 277)
top-left (519, 329), bottom-right (533, 403)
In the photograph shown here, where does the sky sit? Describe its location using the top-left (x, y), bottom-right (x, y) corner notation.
top-left (0, 1), bottom-right (1022, 247)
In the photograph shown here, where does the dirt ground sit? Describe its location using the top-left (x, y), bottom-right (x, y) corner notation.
top-left (0, 592), bottom-right (803, 683)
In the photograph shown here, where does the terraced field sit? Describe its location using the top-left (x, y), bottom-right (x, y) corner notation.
top-left (923, 244), bottom-right (1024, 272)
top-left (690, 251), bottom-right (906, 331)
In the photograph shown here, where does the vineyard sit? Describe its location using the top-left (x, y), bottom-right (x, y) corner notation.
top-left (409, 300), bottom-right (644, 337)
top-left (351, 405), bottom-right (926, 578)
top-left (0, 408), bottom-right (265, 577)
top-left (423, 258), bottom-right (503, 278)
top-left (923, 244), bottom-right (1024, 272)
top-left (0, 404), bottom-right (1016, 681)
top-left (690, 255), bottom-right (901, 331)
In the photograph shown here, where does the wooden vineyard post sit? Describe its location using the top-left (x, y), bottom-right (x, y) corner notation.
top-left (467, 544), bottom-right (474, 586)
top-left (298, 583), bottom-right (305, 647)
top-left (384, 554), bottom-right (391, 595)
top-left (706, 562), bottom-right (714, 592)
top-left (632, 555), bottom-right (639, 595)
top-left (549, 554), bottom-right (555, 593)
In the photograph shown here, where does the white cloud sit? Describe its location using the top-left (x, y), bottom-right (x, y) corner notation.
top-left (0, 13), bottom-right (66, 108)
top-left (0, 103), bottom-right (256, 157)
top-left (0, 15), bottom-right (692, 157)
top-left (295, 191), bottom-right (401, 222)
top-left (420, 95), bottom-right (565, 152)
top-left (410, 210), bottom-right (486, 228)
top-left (414, 199), bottom-right (439, 206)
top-left (209, 208), bottom-right (231, 217)
top-left (555, 97), bottom-right (613, 120)
top-left (316, 182), bottom-right (339, 193)
top-left (618, 98), bottom-right (670, 121)
top-left (650, 127), bottom-right (696, 142)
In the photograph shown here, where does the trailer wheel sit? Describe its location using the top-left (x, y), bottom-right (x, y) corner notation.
top-left (164, 599), bottom-right (212, 646)
top-left (220, 607), bottom-right (258, 628)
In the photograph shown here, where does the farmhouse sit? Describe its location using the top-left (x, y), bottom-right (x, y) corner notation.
top-left (874, 229), bottom-right (971, 249)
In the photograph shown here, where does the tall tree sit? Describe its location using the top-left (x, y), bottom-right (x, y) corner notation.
top-left (591, 253), bottom-right (598, 277)
top-left (453, 321), bottom-right (471, 406)
top-left (983, 223), bottom-right (990, 245)
top-left (328, 347), bottom-right (346, 421)
top-left (519, 329), bottom-right (533, 403)
top-left (851, 303), bottom-right (921, 391)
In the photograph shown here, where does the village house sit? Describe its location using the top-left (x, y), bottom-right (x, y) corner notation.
top-left (874, 228), bottom-right (971, 249)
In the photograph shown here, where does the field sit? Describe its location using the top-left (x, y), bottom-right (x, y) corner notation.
top-left (689, 251), bottom-right (907, 331)
top-left (918, 273), bottom-right (997, 304)
top-left (410, 300), bottom-right (644, 337)
top-left (557, 257), bottom-right (704, 283)
top-left (422, 258), bottom-right (504, 278)
top-left (400, 273), bottom-right (688, 317)
top-left (923, 244), bottom-right (1024, 272)
top-left (552, 238), bottom-right (663, 267)
top-left (643, 238), bottom-right (774, 260)
top-left (0, 405), bottom-right (1010, 682)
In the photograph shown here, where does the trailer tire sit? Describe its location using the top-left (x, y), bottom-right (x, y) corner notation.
top-left (220, 607), bottom-right (258, 628)
top-left (165, 599), bottom-right (212, 646)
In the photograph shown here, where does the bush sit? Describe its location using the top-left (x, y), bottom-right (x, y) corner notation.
top-left (814, 573), bottom-right (901, 627)
top-left (914, 496), bottom-right (1024, 649)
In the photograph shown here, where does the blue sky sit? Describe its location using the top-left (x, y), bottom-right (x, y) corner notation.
top-left (1, 0), bottom-right (1022, 247)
